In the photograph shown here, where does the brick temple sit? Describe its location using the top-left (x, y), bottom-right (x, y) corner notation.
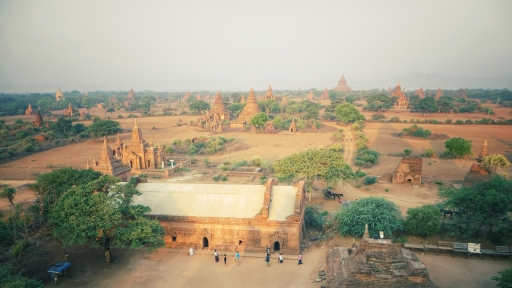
top-left (333, 74), bottom-right (352, 92)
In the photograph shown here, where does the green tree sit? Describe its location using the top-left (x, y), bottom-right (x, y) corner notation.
top-left (50, 176), bottom-right (165, 263)
top-left (403, 205), bottom-right (441, 238)
top-left (88, 119), bottom-right (122, 138)
top-left (437, 97), bottom-right (455, 112)
top-left (274, 149), bottom-right (355, 200)
top-left (304, 205), bottom-right (327, 231)
top-left (366, 94), bottom-right (397, 111)
top-left (250, 112), bottom-right (269, 129)
top-left (444, 137), bottom-right (472, 158)
top-left (0, 263), bottom-right (43, 288)
top-left (492, 268), bottom-right (512, 288)
top-left (481, 154), bottom-right (511, 174)
top-left (335, 102), bottom-right (365, 123)
top-left (415, 97), bottom-right (439, 113)
top-left (230, 92), bottom-right (241, 103)
top-left (334, 197), bottom-right (403, 237)
top-left (404, 149), bottom-right (412, 156)
top-left (0, 187), bottom-right (16, 208)
top-left (227, 103), bottom-right (244, 117)
top-left (438, 175), bottom-right (512, 238)
top-left (189, 100), bottom-right (210, 113)
top-left (71, 123), bottom-right (86, 135)
top-left (53, 117), bottom-right (73, 134)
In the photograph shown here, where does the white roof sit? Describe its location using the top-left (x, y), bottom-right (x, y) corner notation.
top-left (132, 183), bottom-right (297, 221)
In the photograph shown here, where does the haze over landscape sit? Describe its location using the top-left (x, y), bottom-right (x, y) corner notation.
top-left (1, 0), bottom-right (511, 92)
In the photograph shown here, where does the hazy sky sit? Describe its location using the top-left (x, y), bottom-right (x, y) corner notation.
top-left (1, 0), bottom-right (511, 92)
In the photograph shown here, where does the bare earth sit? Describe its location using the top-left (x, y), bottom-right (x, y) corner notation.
top-left (1, 110), bottom-right (512, 287)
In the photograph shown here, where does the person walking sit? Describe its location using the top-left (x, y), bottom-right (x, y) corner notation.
top-left (265, 253), bottom-right (270, 267)
top-left (223, 254), bottom-right (227, 267)
top-left (298, 253), bottom-right (303, 265)
top-left (214, 250), bottom-right (219, 263)
top-left (278, 253), bottom-right (283, 266)
top-left (266, 246), bottom-right (270, 254)
top-left (235, 251), bottom-right (240, 266)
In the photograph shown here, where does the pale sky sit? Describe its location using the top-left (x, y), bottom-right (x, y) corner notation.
top-left (1, 0), bottom-right (511, 92)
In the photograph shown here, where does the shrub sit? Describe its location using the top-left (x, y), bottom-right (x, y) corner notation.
top-left (425, 148), bottom-right (436, 158)
top-left (454, 120), bottom-right (464, 125)
top-left (404, 149), bottom-right (412, 156)
top-left (364, 176), bottom-right (377, 185)
top-left (355, 150), bottom-right (379, 167)
top-left (403, 205), bottom-right (441, 238)
top-left (334, 197), bottom-right (402, 237)
top-left (444, 137), bottom-right (472, 158)
top-left (492, 268), bottom-right (512, 288)
top-left (372, 113), bottom-right (386, 121)
top-left (445, 118), bottom-right (452, 124)
top-left (305, 205), bottom-right (327, 231)
top-left (399, 125), bottom-right (431, 138)
top-left (465, 119), bottom-right (473, 124)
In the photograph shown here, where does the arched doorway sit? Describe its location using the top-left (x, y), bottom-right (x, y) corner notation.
top-left (273, 241), bottom-right (280, 252)
top-left (129, 160), bottom-right (133, 168)
top-left (147, 159), bottom-right (151, 168)
top-left (203, 237), bottom-right (209, 249)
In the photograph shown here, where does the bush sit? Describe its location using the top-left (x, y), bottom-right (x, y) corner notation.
top-left (454, 120), bottom-right (464, 125)
top-left (334, 197), bottom-right (402, 237)
top-left (403, 205), bottom-right (441, 238)
top-left (444, 137), bottom-right (472, 158)
top-left (372, 113), bottom-right (386, 121)
top-left (363, 176), bottom-right (377, 185)
top-left (425, 148), bottom-right (436, 158)
top-left (355, 150), bottom-right (379, 167)
top-left (492, 268), bottom-right (512, 288)
top-left (404, 149), bottom-right (412, 156)
top-left (399, 125), bottom-right (432, 138)
top-left (305, 205), bottom-right (327, 231)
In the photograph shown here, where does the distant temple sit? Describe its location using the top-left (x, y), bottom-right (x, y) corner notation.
top-left (63, 103), bottom-right (74, 117)
top-left (415, 87), bottom-right (425, 99)
top-left (307, 91), bottom-right (315, 100)
top-left (333, 74), bottom-right (352, 92)
top-left (464, 140), bottom-right (490, 186)
top-left (391, 81), bottom-right (409, 110)
top-left (231, 88), bottom-right (261, 127)
top-left (240, 94), bottom-right (246, 104)
top-left (201, 92), bottom-right (230, 131)
top-left (320, 88), bottom-right (330, 100)
top-left (435, 87), bottom-right (443, 100)
top-left (89, 137), bottom-right (131, 181)
top-left (55, 88), bottom-right (64, 101)
top-left (261, 84), bottom-right (277, 101)
top-left (126, 88), bottom-right (135, 101)
top-left (32, 113), bottom-right (43, 127)
top-left (25, 103), bottom-right (34, 116)
top-left (281, 93), bottom-right (288, 107)
top-left (288, 117), bottom-right (298, 132)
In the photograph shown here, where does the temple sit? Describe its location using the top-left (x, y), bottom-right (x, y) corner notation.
top-left (182, 91), bottom-right (191, 102)
top-left (240, 94), bottom-right (246, 104)
top-left (32, 113), bottom-right (43, 127)
top-left (261, 84), bottom-right (277, 101)
top-left (55, 88), bottom-right (64, 101)
top-left (435, 87), bottom-right (443, 100)
top-left (126, 88), bottom-right (135, 101)
top-left (392, 157), bottom-right (423, 184)
top-left (464, 140), bottom-right (490, 186)
top-left (320, 88), bottom-right (330, 100)
top-left (281, 93), bottom-right (288, 107)
top-left (89, 137), bottom-right (131, 181)
top-left (132, 179), bottom-right (306, 254)
top-left (289, 117), bottom-right (298, 132)
top-left (63, 103), bottom-right (74, 117)
top-left (231, 88), bottom-right (261, 128)
top-left (333, 74), bottom-right (352, 91)
top-left (25, 103), bottom-right (34, 116)
top-left (307, 91), bottom-right (315, 100)
top-left (391, 81), bottom-right (409, 110)
top-left (415, 87), bottom-right (425, 98)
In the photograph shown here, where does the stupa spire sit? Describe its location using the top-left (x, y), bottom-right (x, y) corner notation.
top-left (479, 140), bottom-right (488, 158)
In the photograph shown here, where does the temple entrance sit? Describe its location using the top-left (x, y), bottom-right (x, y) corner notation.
top-left (273, 241), bottom-right (280, 252)
top-left (147, 159), bottom-right (151, 168)
top-left (407, 179), bottom-right (412, 184)
top-left (203, 237), bottom-right (209, 249)
top-left (129, 160), bottom-right (133, 168)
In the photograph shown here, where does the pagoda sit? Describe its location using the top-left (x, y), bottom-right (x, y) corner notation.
top-left (333, 74), bottom-right (352, 92)
top-left (262, 84), bottom-right (277, 100)
top-left (281, 93), bottom-right (288, 106)
top-left (435, 87), bottom-right (443, 100)
top-left (391, 81), bottom-right (408, 110)
top-left (55, 88), bottom-right (64, 101)
top-left (126, 88), bottom-right (135, 101)
top-left (182, 91), bottom-right (191, 102)
top-left (240, 94), bottom-right (246, 104)
top-left (25, 103), bottom-right (34, 116)
top-left (235, 88), bottom-right (261, 124)
top-left (32, 113), bottom-right (43, 127)
top-left (320, 88), bottom-right (329, 100)
top-left (90, 137), bottom-right (131, 181)
top-left (288, 117), bottom-right (298, 132)
top-left (416, 87), bottom-right (425, 99)
top-left (204, 91), bottom-right (230, 122)
top-left (63, 103), bottom-right (74, 116)
top-left (307, 91), bottom-right (315, 100)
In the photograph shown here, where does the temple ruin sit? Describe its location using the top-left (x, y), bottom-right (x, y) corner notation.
top-left (89, 137), bottom-right (131, 181)
top-left (320, 88), bottom-right (330, 100)
top-left (289, 117), bottom-right (298, 132)
top-left (307, 91), bottom-right (315, 100)
top-left (392, 157), bottom-right (422, 184)
top-left (261, 84), bottom-right (277, 101)
top-left (131, 179), bottom-right (306, 254)
top-left (25, 103), bottom-right (34, 116)
top-left (435, 87), bottom-right (443, 100)
top-left (126, 88), bottom-right (135, 101)
top-left (333, 74), bottom-right (352, 92)
top-left (63, 103), bottom-right (74, 117)
top-left (32, 113), bottom-right (43, 127)
top-left (464, 140), bottom-right (490, 186)
top-left (325, 235), bottom-right (435, 287)
top-left (415, 87), bottom-right (425, 99)
top-left (391, 81), bottom-right (409, 110)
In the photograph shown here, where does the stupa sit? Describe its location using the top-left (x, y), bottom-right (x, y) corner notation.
top-left (32, 112), bottom-right (43, 127)
top-left (262, 84), bottom-right (277, 100)
top-left (126, 88), bottom-right (135, 101)
top-left (204, 91), bottom-right (230, 122)
top-left (435, 87), bottom-right (443, 100)
top-left (25, 103), bottom-right (34, 116)
top-left (391, 81), bottom-right (408, 110)
top-left (288, 117), bottom-right (298, 132)
top-left (63, 103), bottom-right (74, 116)
top-left (182, 91), bottom-right (191, 102)
top-left (464, 140), bottom-right (490, 186)
top-left (333, 74), bottom-right (352, 92)
top-left (320, 88), bottom-right (329, 100)
top-left (307, 91), bottom-right (315, 100)
top-left (416, 87), bottom-right (425, 98)
top-left (235, 88), bottom-right (261, 123)
top-left (90, 137), bottom-right (131, 181)
top-left (55, 88), bottom-right (64, 101)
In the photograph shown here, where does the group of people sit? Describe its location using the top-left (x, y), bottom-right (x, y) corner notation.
top-left (212, 247), bottom-right (303, 267)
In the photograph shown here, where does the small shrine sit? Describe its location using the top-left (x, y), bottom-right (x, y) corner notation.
top-left (320, 88), bottom-right (329, 100)
top-left (63, 103), bottom-right (74, 117)
top-left (55, 88), bottom-right (64, 101)
top-left (25, 103), bottom-right (34, 116)
top-left (89, 136), bottom-right (131, 181)
top-left (464, 140), bottom-right (490, 186)
top-left (392, 157), bottom-right (422, 184)
top-left (391, 81), bottom-right (409, 110)
top-left (288, 117), bottom-right (298, 132)
top-left (261, 84), bottom-right (277, 101)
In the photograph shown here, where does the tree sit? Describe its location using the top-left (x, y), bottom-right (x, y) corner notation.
top-left (50, 176), bottom-right (165, 263)
top-left (189, 100), bottom-right (210, 113)
top-left (415, 97), bottom-right (439, 113)
top-left (492, 268), bottom-right (512, 288)
top-left (437, 97), bottom-right (455, 112)
top-left (438, 175), bottom-right (512, 238)
top-left (53, 117), bottom-right (73, 134)
top-left (230, 92), bottom-right (241, 103)
top-left (403, 205), bottom-right (441, 238)
top-left (404, 149), bottom-right (412, 156)
top-left (366, 94), bottom-right (397, 111)
top-left (304, 205), bottom-right (327, 231)
top-left (87, 119), bottom-right (122, 138)
top-left (482, 154), bottom-right (511, 174)
top-left (106, 107), bottom-right (115, 114)
top-left (227, 103), bottom-right (244, 117)
top-left (250, 113), bottom-right (269, 129)
top-left (274, 149), bottom-right (355, 200)
top-left (71, 123), bottom-right (86, 135)
top-left (0, 187), bottom-right (16, 208)
top-left (334, 197), bottom-right (403, 237)
top-left (444, 137), bottom-right (472, 158)
top-left (335, 102), bottom-right (365, 123)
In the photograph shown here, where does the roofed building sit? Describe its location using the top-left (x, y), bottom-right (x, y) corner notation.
top-left (132, 179), bottom-right (306, 253)
top-left (89, 137), bottom-right (131, 181)
top-left (391, 81), bottom-right (409, 110)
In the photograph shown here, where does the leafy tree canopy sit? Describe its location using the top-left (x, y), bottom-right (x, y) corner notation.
top-left (304, 205), bottom-right (327, 231)
top-left (250, 112), bottom-right (269, 129)
top-left (50, 175), bottom-right (165, 263)
top-left (88, 119), bottom-right (122, 138)
top-left (444, 137), bottom-right (472, 158)
top-left (482, 154), bottom-right (511, 174)
top-left (0, 187), bottom-right (16, 208)
top-left (335, 102), bottom-right (365, 123)
top-left (366, 94), bottom-right (397, 111)
top-left (334, 197), bottom-right (403, 237)
top-left (415, 97), bottom-right (439, 113)
top-left (403, 204), bottom-right (441, 238)
top-left (189, 100), bottom-right (211, 113)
